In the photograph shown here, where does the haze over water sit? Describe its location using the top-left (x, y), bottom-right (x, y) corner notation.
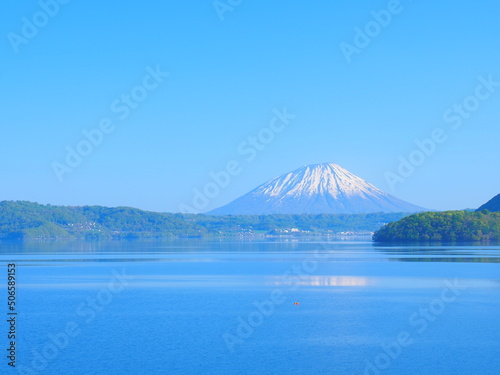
top-left (2, 239), bottom-right (499, 375)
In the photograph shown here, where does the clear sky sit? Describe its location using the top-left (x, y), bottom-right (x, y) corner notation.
top-left (1, 1), bottom-right (499, 213)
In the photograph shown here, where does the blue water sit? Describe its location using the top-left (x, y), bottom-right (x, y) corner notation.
top-left (1, 239), bottom-right (499, 375)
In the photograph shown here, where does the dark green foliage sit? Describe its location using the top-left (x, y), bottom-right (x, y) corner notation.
top-left (0, 201), bottom-right (408, 240)
top-left (373, 210), bottom-right (500, 242)
top-left (477, 194), bottom-right (500, 212)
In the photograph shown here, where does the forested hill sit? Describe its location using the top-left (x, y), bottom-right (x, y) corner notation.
top-left (373, 210), bottom-right (500, 243)
top-left (0, 201), bottom-right (408, 240)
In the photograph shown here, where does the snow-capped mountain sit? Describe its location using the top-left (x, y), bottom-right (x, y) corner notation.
top-left (208, 163), bottom-right (425, 215)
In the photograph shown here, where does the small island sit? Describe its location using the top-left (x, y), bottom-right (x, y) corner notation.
top-left (373, 210), bottom-right (500, 243)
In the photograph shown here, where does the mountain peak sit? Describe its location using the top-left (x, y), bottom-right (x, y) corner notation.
top-left (256, 163), bottom-right (384, 199)
top-left (477, 194), bottom-right (500, 212)
top-left (209, 163), bottom-right (426, 215)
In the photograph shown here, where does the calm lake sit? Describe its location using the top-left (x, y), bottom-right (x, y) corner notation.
top-left (1, 239), bottom-right (499, 375)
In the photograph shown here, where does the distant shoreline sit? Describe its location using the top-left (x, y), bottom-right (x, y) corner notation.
top-left (0, 200), bottom-right (407, 241)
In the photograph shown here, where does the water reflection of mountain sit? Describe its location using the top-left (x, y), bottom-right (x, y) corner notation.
top-left (277, 275), bottom-right (370, 287)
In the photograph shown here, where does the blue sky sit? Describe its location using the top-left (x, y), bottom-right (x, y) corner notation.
top-left (1, 0), bottom-right (499, 213)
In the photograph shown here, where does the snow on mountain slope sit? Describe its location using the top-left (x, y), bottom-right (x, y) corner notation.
top-left (208, 163), bottom-right (426, 215)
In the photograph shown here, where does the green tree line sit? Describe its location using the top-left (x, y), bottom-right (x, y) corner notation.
top-left (0, 201), bottom-right (408, 240)
top-left (373, 210), bottom-right (500, 242)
